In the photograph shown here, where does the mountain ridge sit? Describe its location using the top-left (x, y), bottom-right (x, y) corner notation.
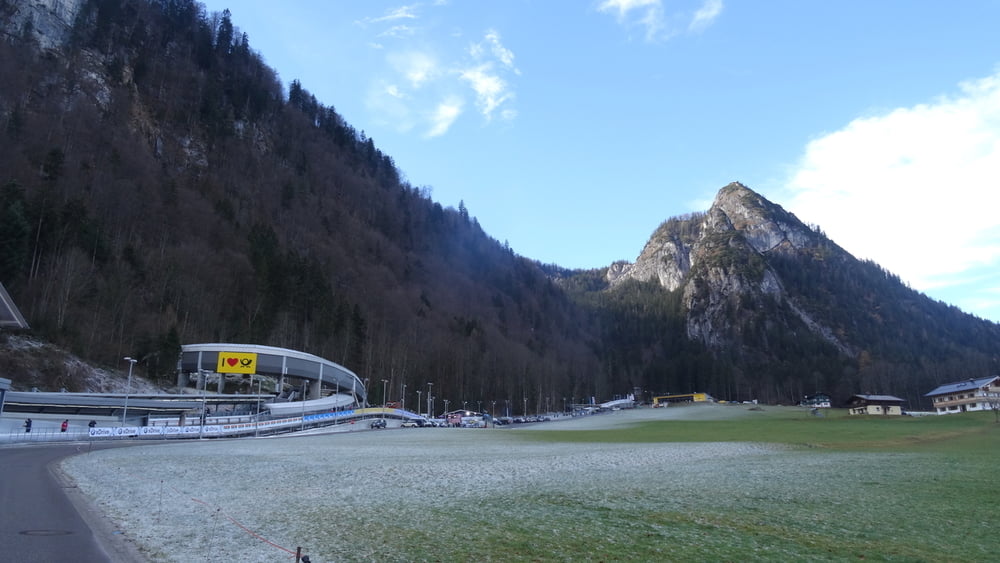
top-left (606, 182), bottom-right (852, 354)
top-left (2, 0), bottom-right (998, 409)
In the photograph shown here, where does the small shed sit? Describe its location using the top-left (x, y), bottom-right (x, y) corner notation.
top-left (847, 394), bottom-right (905, 416)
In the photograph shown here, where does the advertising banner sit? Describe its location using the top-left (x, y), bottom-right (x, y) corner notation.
top-left (216, 351), bottom-right (258, 374)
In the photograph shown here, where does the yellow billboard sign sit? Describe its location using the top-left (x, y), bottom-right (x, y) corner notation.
top-left (216, 352), bottom-right (258, 374)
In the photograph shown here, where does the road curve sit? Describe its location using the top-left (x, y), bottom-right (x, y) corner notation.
top-left (0, 443), bottom-right (145, 563)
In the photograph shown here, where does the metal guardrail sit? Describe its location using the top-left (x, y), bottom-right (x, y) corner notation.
top-left (1, 416), bottom-right (331, 444)
top-left (0, 405), bottom-right (443, 445)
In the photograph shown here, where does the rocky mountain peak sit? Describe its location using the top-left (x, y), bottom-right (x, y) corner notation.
top-left (607, 182), bottom-right (817, 291)
top-left (605, 182), bottom-right (852, 354)
top-left (709, 182), bottom-right (815, 254)
top-left (607, 182), bottom-right (818, 291)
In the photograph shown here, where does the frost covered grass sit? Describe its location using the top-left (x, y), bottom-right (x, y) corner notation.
top-left (60, 405), bottom-right (999, 562)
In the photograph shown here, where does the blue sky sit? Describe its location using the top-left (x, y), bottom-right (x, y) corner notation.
top-left (199, 0), bottom-right (1000, 323)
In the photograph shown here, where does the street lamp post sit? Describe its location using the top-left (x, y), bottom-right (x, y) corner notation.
top-left (122, 357), bottom-right (136, 425)
top-left (402, 384), bottom-right (407, 412)
top-left (443, 399), bottom-right (450, 416)
top-left (417, 390), bottom-right (422, 416)
top-left (381, 379), bottom-right (388, 408)
top-left (200, 392), bottom-right (207, 439)
top-left (427, 382), bottom-right (433, 418)
top-left (255, 379), bottom-right (262, 438)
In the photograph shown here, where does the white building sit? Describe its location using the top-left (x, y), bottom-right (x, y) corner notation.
top-left (924, 376), bottom-right (1000, 415)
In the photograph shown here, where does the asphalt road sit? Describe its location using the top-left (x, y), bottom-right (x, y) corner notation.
top-left (0, 443), bottom-right (143, 563)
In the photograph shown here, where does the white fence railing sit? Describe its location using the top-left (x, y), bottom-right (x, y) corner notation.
top-left (0, 409), bottom-right (367, 443)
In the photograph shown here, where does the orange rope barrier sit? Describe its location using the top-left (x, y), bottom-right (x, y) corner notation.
top-left (171, 485), bottom-right (299, 557)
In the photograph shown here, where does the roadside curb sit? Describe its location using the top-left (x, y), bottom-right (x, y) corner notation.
top-left (51, 449), bottom-right (150, 563)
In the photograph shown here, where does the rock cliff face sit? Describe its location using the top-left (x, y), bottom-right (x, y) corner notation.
top-left (605, 213), bottom-right (700, 292)
top-left (3, 0), bottom-right (84, 50)
top-left (708, 183), bottom-right (815, 253)
top-left (609, 182), bottom-right (852, 355)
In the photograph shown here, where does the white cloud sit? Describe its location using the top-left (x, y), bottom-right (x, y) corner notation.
top-left (597, 0), bottom-right (660, 21)
top-left (597, 0), bottom-right (664, 41)
top-left (689, 0), bottom-right (723, 32)
top-left (372, 4), bottom-right (420, 23)
top-left (484, 29), bottom-right (518, 72)
top-left (597, 0), bottom-right (723, 41)
top-left (356, 4), bottom-right (420, 30)
top-left (460, 65), bottom-right (510, 120)
top-left (365, 83), bottom-right (416, 133)
top-left (780, 70), bottom-right (1000, 317)
top-left (387, 50), bottom-right (438, 88)
top-left (364, 80), bottom-right (417, 134)
top-left (426, 97), bottom-right (463, 137)
top-left (378, 25), bottom-right (417, 39)
top-left (385, 84), bottom-right (406, 99)
top-left (360, 11), bottom-right (518, 137)
top-left (460, 30), bottom-right (519, 121)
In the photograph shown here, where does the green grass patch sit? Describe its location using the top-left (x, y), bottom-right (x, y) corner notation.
top-left (388, 414), bottom-right (1000, 562)
top-left (446, 409), bottom-right (997, 562)
top-left (517, 408), bottom-right (997, 450)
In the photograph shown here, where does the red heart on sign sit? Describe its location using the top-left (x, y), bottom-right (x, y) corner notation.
top-left (227, 358), bottom-right (238, 366)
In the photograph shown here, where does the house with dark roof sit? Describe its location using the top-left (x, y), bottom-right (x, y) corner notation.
top-left (924, 376), bottom-right (1000, 415)
top-left (846, 394), bottom-right (906, 416)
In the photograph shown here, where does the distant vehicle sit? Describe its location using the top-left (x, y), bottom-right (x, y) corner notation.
top-left (461, 416), bottom-right (486, 428)
top-left (401, 420), bottom-right (419, 428)
top-left (370, 419), bottom-right (386, 429)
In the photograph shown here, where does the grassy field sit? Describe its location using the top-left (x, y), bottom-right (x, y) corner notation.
top-left (62, 406), bottom-right (999, 562)
top-left (502, 407), bottom-right (999, 562)
top-left (522, 405), bottom-right (997, 449)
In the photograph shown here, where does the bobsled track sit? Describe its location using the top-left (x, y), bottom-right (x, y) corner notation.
top-left (0, 407), bottom-right (426, 444)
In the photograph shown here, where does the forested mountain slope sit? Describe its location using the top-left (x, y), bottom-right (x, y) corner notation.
top-left (0, 0), bottom-right (602, 409)
top-left (2, 0), bottom-right (997, 410)
top-left (561, 184), bottom-right (1000, 407)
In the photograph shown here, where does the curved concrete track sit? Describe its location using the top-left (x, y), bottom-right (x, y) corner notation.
top-left (0, 443), bottom-right (143, 563)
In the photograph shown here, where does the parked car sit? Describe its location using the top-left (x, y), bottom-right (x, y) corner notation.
top-left (370, 419), bottom-right (386, 429)
top-left (401, 420), bottom-right (419, 428)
